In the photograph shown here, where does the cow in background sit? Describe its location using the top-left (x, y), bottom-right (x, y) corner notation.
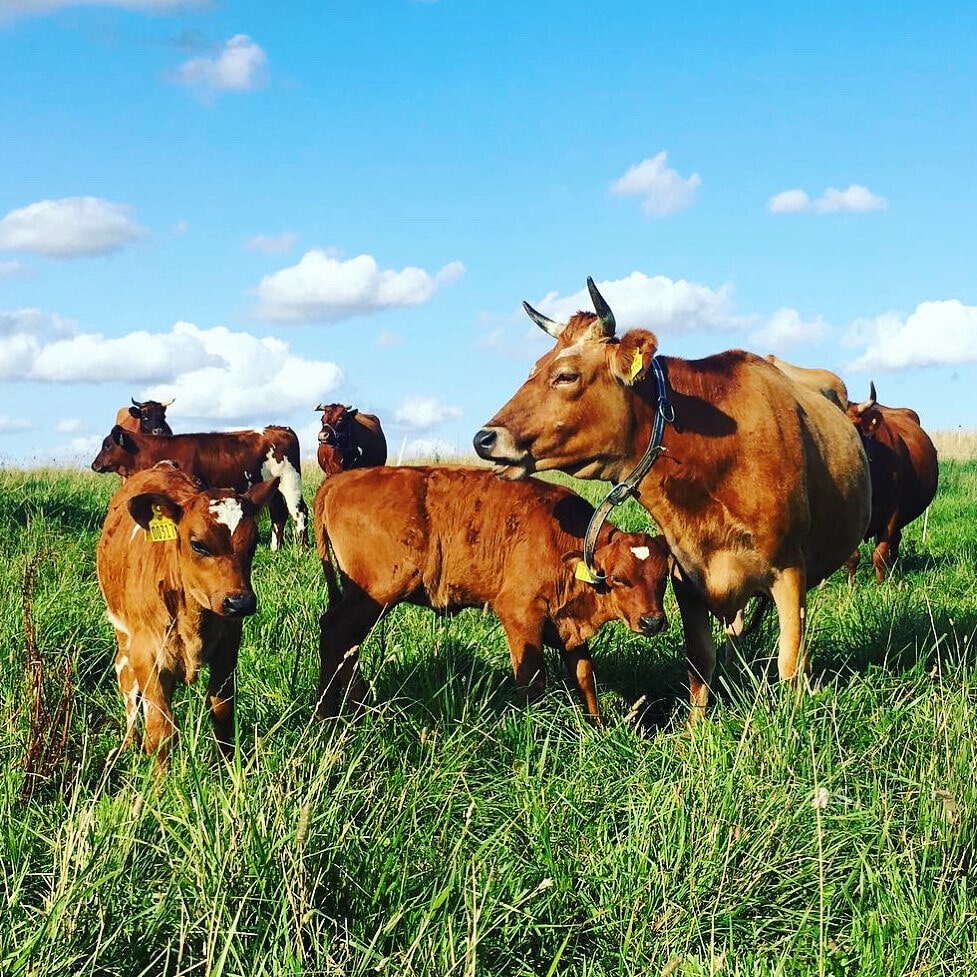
top-left (314, 465), bottom-right (671, 724)
top-left (96, 462), bottom-right (279, 768)
top-left (91, 424), bottom-right (310, 550)
top-left (845, 382), bottom-right (939, 582)
top-left (316, 404), bottom-right (387, 475)
top-left (115, 398), bottom-right (174, 436)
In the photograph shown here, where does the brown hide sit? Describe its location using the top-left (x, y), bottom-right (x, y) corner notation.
top-left (316, 404), bottom-right (388, 475)
top-left (845, 390), bottom-right (939, 581)
top-left (765, 355), bottom-right (849, 411)
top-left (115, 400), bottom-right (173, 437)
top-left (474, 282), bottom-right (870, 719)
top-left (95, 463), bottom-right (278, 767)
top-left (91, 424), bottom-right (309, 550)
top-left (313, 466), bottom-right (670, 723)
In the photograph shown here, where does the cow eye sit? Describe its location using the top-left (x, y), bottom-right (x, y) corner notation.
top-left (553, 371), bottom-right (579, 386)
top-left (610, 575), bottom-right (630, 588)
top-left (189, 539), bottom-right (211, 557)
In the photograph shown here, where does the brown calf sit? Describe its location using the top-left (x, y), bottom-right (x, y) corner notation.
top-left (313, 465), bottom-right (670, 723)
top-left (96, 462), bottom-right (278, 767)
top-left (315, 403), bottom-right (388, 475)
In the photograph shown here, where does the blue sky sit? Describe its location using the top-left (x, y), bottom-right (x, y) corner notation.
top-left (2, 0), bottom-right (976, 466)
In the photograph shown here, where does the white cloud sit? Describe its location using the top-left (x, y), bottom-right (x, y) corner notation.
top-left (0, 197), bottom-right (144, 258)
top-left (0, 416), bottom-right (31, 434)
top-left (243, 231), bottom-right (297, 255)
top-left (393, 395), bottom-right (462, 431)
top-left (533, 272), bottom-right (739, 334)
top-left (610, 152), bottom-right (702, 218)
top-left (749, 308), bottom-right (830, 351)
top-left (169, 34), bottom-right (268, 93)
top-left (0, 0), bottom-right (198, 18)
top-left (255, 250), bottom-right (465, 324)
top-left (768, 189), bottom-right (811, 213)
top-left (845, 300), bottom-right (977, 372)
top-left (55, 418), bottom-right (83, 433)
top-left (374, 330), bottom-right (404, 349)
top-left (768, 184), bottom-right (887, 215)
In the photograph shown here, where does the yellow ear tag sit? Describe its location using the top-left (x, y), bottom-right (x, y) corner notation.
top-left (628, 348), bottom-right (644, 382)
top-left (574, 561), bottom-right (599, 584)
top-left (147, 505), bottom-right (177, 542)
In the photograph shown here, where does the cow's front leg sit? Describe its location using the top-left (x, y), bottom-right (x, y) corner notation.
top-left (114, 647), bottom-right (142, 751)
top-left (129, 649), bottom-right (177, 767)
top-left (672, 573), bottom-right (715, 724)
top-left (559, 641), bottom-right (601, 725)
top-left (316, 588), bottom-right (379, 719)
top-left (497, 603), bottom-right (547, 704)
top-left (207, 623), bottom-right (242, 761)
top-left (769, 564), bottom-right (808, 684)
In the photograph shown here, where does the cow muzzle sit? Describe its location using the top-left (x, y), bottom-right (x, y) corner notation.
top-left (472, 426), bottom-right (533, 479)
top-left (222, 592), bottom-right (257, 617)
top-left (638, 612), bottom-right (667, 636)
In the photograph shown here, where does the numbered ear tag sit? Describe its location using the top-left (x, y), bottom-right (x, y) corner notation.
top-left (628, 349), bottom-right (644, 382)
top-left (574, 561), bottom-right (599, 584)
top-left (147, 504), bottom-right (177, 542)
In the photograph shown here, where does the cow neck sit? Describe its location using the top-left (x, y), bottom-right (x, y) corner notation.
top-left (581, 356), bottom-right (674, 583)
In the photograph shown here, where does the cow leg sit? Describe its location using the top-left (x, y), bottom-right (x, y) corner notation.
top-left (873, 520), bottom-right (902, 582)
top-left (267, 490), bottom-right (287, 552)
top-left (115, 649), bottom-right (142, 752)
top-left (497, 609), bottom-right (547, 704)
top-left (127, 652), bottom-right (177, 766)
top-left (769, 564), bottom-right (808, 683)
top-left (207, 623), bottom-right (242, 761)
top-left (559, 641), bottom-right (601, 726)
top-left (316, 588), bottom-right (380, 719)
top-left (672, 574), bottom-right (715, 724)
top-left (845, 547), bottom-right (861, 585)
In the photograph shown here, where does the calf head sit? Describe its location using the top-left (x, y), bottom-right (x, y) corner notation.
top-left (126, 468), bottom-right (281, 617)
top-left (316, 403), bottom-right (359, 473)
top-left (568, 530), bottom-right (670, 636)
top-left (474, 277), bottom-right (659, 483)
top-left (847, 382), bottom-right (883, 439)
top-left (128, 398), bottom-right (173, 436)
top-left (92, 424), bottom-right (139, 475)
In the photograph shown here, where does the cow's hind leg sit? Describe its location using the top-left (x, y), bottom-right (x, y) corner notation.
top-left (267, 490), bottom-right (288, 552)
top-left (769, 564), bottom-right (808, 684)
top-left (673, 573), bottom-right (716, 725)
top-left (316, 583), bottom-right (381, 719)
top-left (207, 623), bottom-right (242, 761)
top-left (127, 649), bottom-right (177, 767)
top-left (872, 519), bottom-right (902, 582)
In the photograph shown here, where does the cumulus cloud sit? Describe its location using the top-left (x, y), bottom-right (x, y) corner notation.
top-left (768, 184), bottom-right (887, 215)
top-left (610, 152), bottom-right (702, 218)
top-left (845, 300), bottom-right (977, 372)
top-left (532, 272), bottom-right (739, 334)
top-left (255, 250), bottom-right (465, 324)
top-left (0, 416), bottom-right (32, 434)
top-left (0, 0), bottom-right (197, 18)
top-left (243, 231), bottom-right (297, 255)
top-left (749, 308), bottom-right (830, 350)
top-left (0, 197), bottom-right (144, 258)
top-left (393, 395), bottom-right (462, 431)
top-left (168, 34), bottom-right (269, 93)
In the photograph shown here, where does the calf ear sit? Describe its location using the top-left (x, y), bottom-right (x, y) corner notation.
top-left (128, 492), bottom-right (183, 529)
top-left (111, 425), bottom-right (133, 451)
top-left (610, 329), bottom-right (659, 386)
top-left (244, 476), bottom-right (281, 513)
top-left (561, 551), bottom-right (601, 586)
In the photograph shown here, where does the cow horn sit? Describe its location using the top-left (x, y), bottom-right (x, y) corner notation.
top-left (522, 301), bottom-right (566, 338)
top-left (587, 277), bottom-right (616, 337)
top-left (131, 397), bottom-right (140, 407)
top-left (315, 404), bottom-right (325, 412)
top-left (854, 381), bottom-right (877, 414)
top-left (161, 398), bottom-right (175, 408)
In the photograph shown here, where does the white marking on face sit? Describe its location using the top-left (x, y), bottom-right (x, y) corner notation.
top-left (630, 546), bottom-right (650, 561)
top-left (210, 498), bottom-right (244, 535)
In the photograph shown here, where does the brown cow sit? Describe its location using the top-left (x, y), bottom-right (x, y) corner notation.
top-left (91, 424), bottom-right (309, 550)
top-left (765, 355), bottom-right (849, 411)
top-left (114, 398), bottom-right (174, 436)
top-left (96, 462), bottom-right (279, 767)
top-left (315, 403), bottom-right (387, 475)
top-left (845, 382), bottom-right (939, 582)
top-left (313, 465), bottom-right (671, 723)
top-left (474, 278), bottom-right (870, 720)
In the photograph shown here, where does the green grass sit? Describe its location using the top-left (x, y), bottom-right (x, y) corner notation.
top-left (1, 463), bottom-right (976, 976)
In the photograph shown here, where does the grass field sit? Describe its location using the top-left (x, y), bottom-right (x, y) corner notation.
top-left (2, 460), bottom-right (975, 976)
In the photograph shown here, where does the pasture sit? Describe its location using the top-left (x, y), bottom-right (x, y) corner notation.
top-left (2, 459), bottom-right (975, 976)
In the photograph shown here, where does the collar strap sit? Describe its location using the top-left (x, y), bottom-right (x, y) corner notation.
top-left (582, 356), bottom-right (673, 583)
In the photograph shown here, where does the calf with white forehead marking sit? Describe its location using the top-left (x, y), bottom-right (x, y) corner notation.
top-left (96, 462), bottom-right (279, 769)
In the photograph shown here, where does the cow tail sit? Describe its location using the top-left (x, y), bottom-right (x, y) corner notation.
top-left (317, 521), bottom-right (343, 608)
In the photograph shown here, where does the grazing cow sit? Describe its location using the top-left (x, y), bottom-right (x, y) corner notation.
top-left (313, 465), bottom-right (671, 723)
top-left (91, 424), bottom-right (309, 550)
top-left (474, 278), bottom-right (871, 720)
top-left (315, 403), bottom-right (388, 475)
top-left (95, 462), bottom-right (279, 767)
top-left (115, 398), bottom-right (174, 436)
top-left (845, 382), bottom-right (939, 582)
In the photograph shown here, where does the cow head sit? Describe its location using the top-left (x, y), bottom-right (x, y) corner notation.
top-left (316, 403), bottom-right (359, 474)
top-left (566, 530), bottom-right (670, 637)
top-left (128, 398), bottom-right (173, 436)
top-left (126, 466), bottom-right (280, 617)
top-left (473, 278), bottom-right (659, 483)
top-left (847, 382), bottom-right (884, 438)
top-left (92, 424), bottom-right (139, 476)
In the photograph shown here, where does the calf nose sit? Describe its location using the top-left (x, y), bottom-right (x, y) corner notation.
top-left (472, 428), bottom-right (497, 457)
top-left (639, 612), bottom-right (666, 636)
top-left (223, 592), bottom-right (257, 617)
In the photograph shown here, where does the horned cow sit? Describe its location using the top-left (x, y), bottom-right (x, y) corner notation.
top-left (115, 398), bottom-right (174, 437)
top-left (315, 403), bottom-right (387, 476)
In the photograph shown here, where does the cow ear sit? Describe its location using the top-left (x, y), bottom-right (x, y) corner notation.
top-left (128, 406), bottom-right (140, 419)
top-left (128, 492), bottom-right (183, 530)
top-left (610, 329), bottom-right (659, 386)
top-left (561, 551), bottom-right (602, 586)
top-left (111, 425), bottom-right (131, 450)
top-left (244, 476), bottom-right (281, 513)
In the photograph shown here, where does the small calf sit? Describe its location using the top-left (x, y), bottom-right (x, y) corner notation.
top-left (96, 462), bottom-right (278, 767)
top-left (313, 465), bottom-right (670, 723)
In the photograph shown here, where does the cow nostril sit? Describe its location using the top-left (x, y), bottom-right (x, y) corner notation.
top-left (639, 613), bottom-right (666, 636)
top-left (223, 592), bottom-right (257, 617)
top-left (473, 428), bottom-right (497, 455)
